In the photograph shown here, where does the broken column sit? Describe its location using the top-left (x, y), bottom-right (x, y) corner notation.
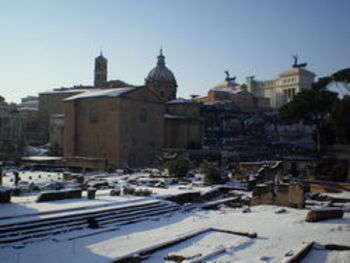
top-left (306, 208), bottom-right (344, 222)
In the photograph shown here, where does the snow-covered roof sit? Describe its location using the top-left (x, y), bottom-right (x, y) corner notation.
top-left (166, 99), bottom-right (195, 104)
top-left (64, 87), bottom-right (137, 101)
top-left (164, 114), bottom-right (194, 119)
top-left (51, 114), bottom-right (65, 118)
top-left (21, 156), bottom-right (63, 161)
top-left (327, 81), bottom-right (350, 98)
top-left (39, 89), bottom-right (93, 95)
top-left (18, 107), bottom-right (38, 111)
top-left (279, 67), bottom-right (315, 77)
top-left (210, 89), bottom-right (250, 96)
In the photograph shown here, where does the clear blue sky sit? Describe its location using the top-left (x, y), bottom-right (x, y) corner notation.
top-left (1, 0), bottom-right (349, 103)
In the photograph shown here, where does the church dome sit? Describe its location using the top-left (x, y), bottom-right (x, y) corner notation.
top-left (145, 49), bottom-right (177, 86)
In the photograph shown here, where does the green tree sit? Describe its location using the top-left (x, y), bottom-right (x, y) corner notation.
top-left (331, 68), bottom-right (350, 82)
top-left (279, 83), bottom-right (339, 152)
top-left (201, 161), bottom-right (221, 185)
top-left (332, 96), bottom-right (350, 144)
top-left (164, 156), bottom-right (190, 178)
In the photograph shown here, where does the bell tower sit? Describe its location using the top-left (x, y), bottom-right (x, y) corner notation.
top-left (94, 52), bottom-right (108, 89)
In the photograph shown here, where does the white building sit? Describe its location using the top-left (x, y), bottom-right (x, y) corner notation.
top-left (246, 63), bottom-right (316, 108)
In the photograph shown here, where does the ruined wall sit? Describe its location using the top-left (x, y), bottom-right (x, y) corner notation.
top-left (164, 118), bottom-right (201, 149)
top-left (251, 183), bottom-right (305, 208)
top-left (164, 102), bottom-right (202, 149)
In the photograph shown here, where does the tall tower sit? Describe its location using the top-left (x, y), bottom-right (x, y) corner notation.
top-left (94, 52), bottom-right (108, 89)
top-left (145, 49), bottom-right (177, 101)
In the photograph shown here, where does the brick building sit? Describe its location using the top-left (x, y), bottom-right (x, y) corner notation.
top-left (63, 50), bottom-right (202, 169)
top-left (63, 86), bottom-right (165, 168)
top-left (194, 72), bottom-right (270, 112)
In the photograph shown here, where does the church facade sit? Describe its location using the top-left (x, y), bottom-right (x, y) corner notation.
top-left (62, 50), bottom-right (202, 169)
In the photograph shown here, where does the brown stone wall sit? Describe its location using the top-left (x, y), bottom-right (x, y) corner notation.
top-left (63, 97), bottom-right (120, 167)
top-left (288, 183), bottom-right (305, 208)
top-left (251, 184), bottom-right (274, 206)
top-left (164, 102), bottom-right (201, 149)
top-left (230, 93), bottom-right (256, 110)
top-left (49, 115), bottom-right (65, 155)
top-left (274, 184), bottom-right (290, 207)
top-left (64, 87), bottom-right (165, 169)
top-left (204, 90), bottom-right (258, 111)
top-left (164, 118), bottom-right (201, 149)
top-left (208, 90), bottom-right (230, 101)
top-left (167, 103), bottom-right (200, 116)
top-left (77, 98), bottom-right (119, 161)
top-left (39, 91), bottom-right (83, 140)
top-left (147, 83), bottom-right (177, 102)
top-left (251, 183), bottom-right (305, 208)
top-left (118, 88), bottom-right (165, 167)
top-left (63, 101), bottom-right (76, 157)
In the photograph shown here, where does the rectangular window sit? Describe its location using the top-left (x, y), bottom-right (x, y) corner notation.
top-left (89, 109), bottom-right (99, 122)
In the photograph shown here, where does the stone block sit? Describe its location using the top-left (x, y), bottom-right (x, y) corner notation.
top-left (306, 208), bottom-right (344, 222)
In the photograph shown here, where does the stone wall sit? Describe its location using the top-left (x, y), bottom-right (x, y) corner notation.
top-left (251, 182), bottom-right (305, 208)
top-left (118, 88), bottom-right (165, 167)
top-left (164, 118), bottom-right (201, 149)
top-left (166, 102), bottom-right (200, 116)
top-left (164, 102), bottom-right (202, 149)
top-left (49, 114), bottom-right (65, 155)
top-left (0, 99), bottom-right (23, 158)
top-left (64, 97), bottom-right (121, 168)
top-left (64, 87), bottom-right (165, 169)
top-left (38, 91), bottom-right (84, 141)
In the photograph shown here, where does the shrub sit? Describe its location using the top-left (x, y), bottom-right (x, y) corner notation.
top-left (201, 161), bottom-right (222, 185)
top-left (123, 186), bottom-right (136, 195)
top-left (164, 157), bottom-right (190, 178)
top-left (110, 189), bottom-right (121, 196)
top-left (135, 188), bottom-right (153, 196)
top-left (0, 188), bottom-right (11, 203)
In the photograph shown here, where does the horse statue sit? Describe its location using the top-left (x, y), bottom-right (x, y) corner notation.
top-left (224, 70), bottom-right (236, 82)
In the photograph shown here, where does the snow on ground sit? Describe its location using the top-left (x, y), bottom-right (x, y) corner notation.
top-left (302, 249), bottom-right (350, 263)
top-left (0, 195), bottom-right (151, 225)
top-left (143, 231), bottom-right (251, 263)
top-left (0, 205), bottom-right (349, 263)
top-left (134, 184), bottom-right (213, 196)
top-left (2, 171), bottom-right (64, 187)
